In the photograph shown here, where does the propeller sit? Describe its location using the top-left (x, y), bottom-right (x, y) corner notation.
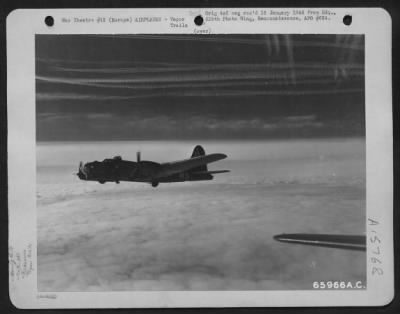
top-left (75, 161), bottom-right (83, 175)
top-left (137, 151), bottom-right (141, 162)
top-left (76, 161), bottom-right (86, 179)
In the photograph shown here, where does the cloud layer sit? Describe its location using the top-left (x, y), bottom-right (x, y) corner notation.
top-left (37, 140), bottom-right (366, 291)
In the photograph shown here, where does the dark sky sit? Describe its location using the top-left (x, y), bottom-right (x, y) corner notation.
top-left (36, 34), bottom-right (365, 141)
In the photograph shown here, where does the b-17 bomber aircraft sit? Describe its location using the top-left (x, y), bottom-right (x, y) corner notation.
top-left (76, 145), bottom-right (229, 187)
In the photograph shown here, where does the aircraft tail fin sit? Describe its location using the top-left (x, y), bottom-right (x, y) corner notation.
top-left (191, 145), bottom-right (206, 158)
top-left (190, 145), bottom-right (207, 172)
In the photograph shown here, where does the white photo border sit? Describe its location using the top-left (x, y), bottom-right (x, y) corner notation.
top-left (7, 8), bottom-right (393, 308)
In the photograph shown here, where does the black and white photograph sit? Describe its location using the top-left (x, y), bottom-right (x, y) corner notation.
top-left (6, 7), bottom-right (394, 308)
top-left (35, 33), bottom-right (367, 292)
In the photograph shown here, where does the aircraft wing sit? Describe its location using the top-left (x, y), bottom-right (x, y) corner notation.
top-left (156, 153), bottom-right (227, 178)
top-left (190, 170), bottom-right (230, 175)
top-left (273, 233), bottom-right (366, 251)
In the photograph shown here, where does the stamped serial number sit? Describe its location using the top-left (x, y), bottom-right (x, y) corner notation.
top-left (313, 281), bottom-right (365, 289)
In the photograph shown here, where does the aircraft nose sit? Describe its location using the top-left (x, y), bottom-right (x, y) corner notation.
top-left (77, 162), bottom-right (88, 180)
top-left (83, 164), bottom-right (92, 178)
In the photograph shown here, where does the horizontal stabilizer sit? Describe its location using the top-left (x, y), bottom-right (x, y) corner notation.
top-left (273, 233), bottom-right (366, 251)
top-left (158, 153), bottom-right (227, 177)
top-left (191, 170), bottom-right (230, 175)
